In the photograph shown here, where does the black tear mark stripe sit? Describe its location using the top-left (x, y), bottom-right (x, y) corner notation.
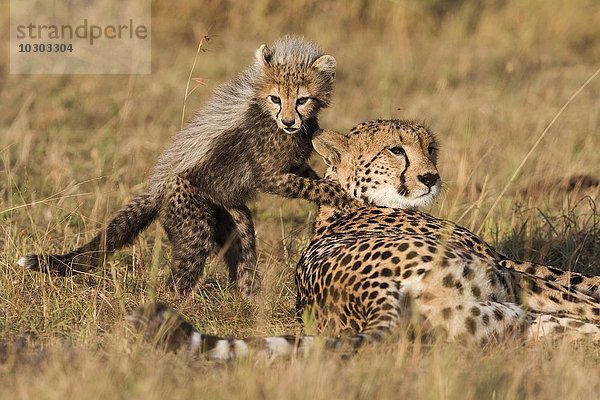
top-left (399, 150), bottom-right (410, 195)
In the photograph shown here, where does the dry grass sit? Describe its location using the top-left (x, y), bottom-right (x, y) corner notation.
top-left (1, 0), bottom-right (599, 398)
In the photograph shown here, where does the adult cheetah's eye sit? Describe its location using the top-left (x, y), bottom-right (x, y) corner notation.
top-left (428, 144), bottom-right (437, 155)
top-left (296, 97), bottom-right (309, 106)
top-left (388, 146), bottom-right (405, 156)
top-left (268, 95), bottom-right (281, 104)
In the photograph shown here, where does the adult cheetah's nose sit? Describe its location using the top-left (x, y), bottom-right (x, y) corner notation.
top-left (418, 173), bottom-right (440, 188)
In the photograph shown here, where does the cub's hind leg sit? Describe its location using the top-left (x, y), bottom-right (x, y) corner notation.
top-left (162, 177), bottom-right (216, 295)
top-left (215, 206), bottom-right (258, 298)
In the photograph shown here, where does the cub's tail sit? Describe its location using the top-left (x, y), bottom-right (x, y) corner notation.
top-left (126, 302), bottom-right (368, 361)
top-left (18, 192), bottom-right (161, 276)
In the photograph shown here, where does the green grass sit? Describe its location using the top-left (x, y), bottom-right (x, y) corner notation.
top-left (1, 0), bottom-right (599, 399)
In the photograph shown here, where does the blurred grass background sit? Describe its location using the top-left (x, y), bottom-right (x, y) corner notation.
top-left (0, 0), bottom-right (599, 399)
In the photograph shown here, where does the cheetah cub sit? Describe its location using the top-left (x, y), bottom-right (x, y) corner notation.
top-left (128, 120), bottom-right (599, 361)
top-left (18, 35), bottom-right (359, 298)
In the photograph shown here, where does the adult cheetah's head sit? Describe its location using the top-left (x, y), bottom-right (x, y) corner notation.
top-left (313, 119), bottom-right (441, 209)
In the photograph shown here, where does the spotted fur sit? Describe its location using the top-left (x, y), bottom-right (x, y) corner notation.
top-left (127, 302), bottom-right (363, 361)
top-left (18, 35), bottom-right (358, 298)
top-left (297, 121), bottom-right (599, 344)
top-left (128, 120), bottom-right (599, 360)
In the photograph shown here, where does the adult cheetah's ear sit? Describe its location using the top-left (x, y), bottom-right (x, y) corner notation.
top-left (313, 129), bottom-right (348, 167)
top-left (255, 44), bottom-right (274, 67)
top-left (312, 55), bottom-right (336, 79)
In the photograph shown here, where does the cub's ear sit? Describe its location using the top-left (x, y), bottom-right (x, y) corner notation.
top-left (311, 55), bottom-right (336, 79)
top-left (313, 129), bottom-right (348, 167)
top-left (255, 44), bottom-right (273, 67)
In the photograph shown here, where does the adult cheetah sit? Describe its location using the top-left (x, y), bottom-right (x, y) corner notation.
top-left (128, 120), bottom-right (599, 360)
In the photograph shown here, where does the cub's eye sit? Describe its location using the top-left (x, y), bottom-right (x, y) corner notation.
top-left (388, 146), bottom-right (405, 156)
top-left (268, 95), bottom-right (281, 104)
top-left (296, 97), bottom-right (309, 106)
top-left (428, 145), bottom-right (437, 155)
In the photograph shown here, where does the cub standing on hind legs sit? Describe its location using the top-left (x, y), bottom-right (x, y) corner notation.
top-left (18, 35), bottom-right (358, 298)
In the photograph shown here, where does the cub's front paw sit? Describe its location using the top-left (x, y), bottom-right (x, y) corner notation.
top-left (337, 197), bottom-right (364, 212)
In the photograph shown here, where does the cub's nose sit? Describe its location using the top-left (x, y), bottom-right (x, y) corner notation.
top-left (282, 119), bottom-right (295, 127)
top-left (417, 173), bottom-right (440, 188)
